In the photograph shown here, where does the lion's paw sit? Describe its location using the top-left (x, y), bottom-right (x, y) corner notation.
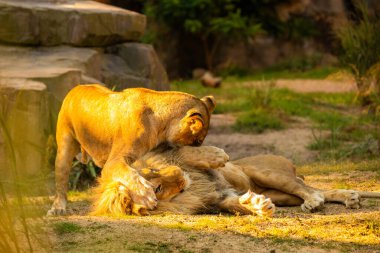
top-left (114, 173), bottom-right (157, 211)
top-left (46, 207), bottom-right (66, 216)
top-left (301, 192), bottom-right (325, 212)
top-left (239, 190), bottom-right (275, 217)
top-left (179, 146), bottom-right (229, 169)
top-left (46, 197), bottom-right (67, 216)
top-left (336, 190), bottom-right (361, 209)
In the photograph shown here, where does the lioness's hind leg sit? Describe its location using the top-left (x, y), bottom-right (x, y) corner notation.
top-left (323, 189), bottom-right (361, 209)
top-left (47, 134), bottom-right (79, 216)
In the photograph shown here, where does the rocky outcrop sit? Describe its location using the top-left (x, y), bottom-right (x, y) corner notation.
top-left (0, 0), bottom-right (169, 179)
top-left (0, 79), bottom-right (49, 178)
top-left (0, 0), bottom-right (146, 46)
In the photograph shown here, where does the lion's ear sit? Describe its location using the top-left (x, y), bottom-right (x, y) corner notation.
top-left (187, 114), bottom-right (204, 135)
top-left (201, 96), bottom-right (216, 113)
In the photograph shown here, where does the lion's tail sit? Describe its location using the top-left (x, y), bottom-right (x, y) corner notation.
top-left (358, 191), bottom-right (380, 198)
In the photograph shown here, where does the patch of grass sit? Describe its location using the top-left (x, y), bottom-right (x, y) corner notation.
top-left (233, 109), bottom-right (284, 133)
top-left (52, 222), bottom-right (82, 235)
top-left (245, 66), bottom-right (339, 80)
top-left (297, 158), bottom-right (380, 176)
top-left (127, 241), bottom-right (172, 253)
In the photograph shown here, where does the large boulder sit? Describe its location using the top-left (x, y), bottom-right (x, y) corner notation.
top-left (0, 78), bottom-right (50, 178)
top-left (104, 43), bottom-right (169, 90)
top-left (0, 0), bottom-right (146, 46)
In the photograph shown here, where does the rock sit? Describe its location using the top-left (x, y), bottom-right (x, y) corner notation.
top-left (0, 46), bottom-right (89, 105)
top-left (100, 54), bottom-right (151, 90)
top-left (0, 78), bottom-right (50, 178)
top-left (107, 43), bottom-right (169, 90)
top-left (200, 72), bottom-right (222, 88)
top-left (0, 0), bottom-right (146, 46)
top-left (192, 68), bottom-right (206, 79)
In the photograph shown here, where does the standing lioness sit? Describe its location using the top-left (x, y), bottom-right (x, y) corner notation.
top-left (47, 84), bottom-right (215, 215)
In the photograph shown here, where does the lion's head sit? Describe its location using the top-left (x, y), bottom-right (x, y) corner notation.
top-left (140, 165), bottom-right (190, 201)
top-left (167, 96), bottom-right (216, 147)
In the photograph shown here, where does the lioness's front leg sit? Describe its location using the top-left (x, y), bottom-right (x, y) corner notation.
top-left (47, 134), bottom-right (79, 216)
top-left (94, 158), bottom-right (157, 215)
top-left (176, 146), bottom-right (229, 169)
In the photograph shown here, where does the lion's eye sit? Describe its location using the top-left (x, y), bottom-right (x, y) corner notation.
top-left (155, 184), bottom-right (162, 193)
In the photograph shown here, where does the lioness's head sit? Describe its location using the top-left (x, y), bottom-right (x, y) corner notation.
top-left (168, 96), bottom-right (216, 147)
top-left (140, 166), bottom-right (190, 201)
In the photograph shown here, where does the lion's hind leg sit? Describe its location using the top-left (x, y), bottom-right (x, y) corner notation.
top-left (323, 189), bottom-right (361, 209)
top-left (235, 156), bottom-right (325, 212)
top-left (219, 190), bottom-right (275, 217)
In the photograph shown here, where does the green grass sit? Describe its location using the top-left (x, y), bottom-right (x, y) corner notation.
top-left (126, 241), bottom-right (172, 253)
top-left (52, 222), bottom-right (82, 235)
top-left (227, 66), bottom-right (339, 81)
top-left (233, 109), bottom-right (284, 133)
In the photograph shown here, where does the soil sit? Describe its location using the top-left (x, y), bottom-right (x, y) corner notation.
top-left (204, 114), bottom-right (319, 164)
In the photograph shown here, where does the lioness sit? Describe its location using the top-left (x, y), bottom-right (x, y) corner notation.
top-left (47, 84), bottom-right (215, 216)
top-left (121, 146), bottom-right (380, 216)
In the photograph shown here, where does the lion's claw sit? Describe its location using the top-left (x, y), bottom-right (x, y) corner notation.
top-left (301, 192), bottom-right (325, 212)
top-left (239, 190), bottom-right (275, 217)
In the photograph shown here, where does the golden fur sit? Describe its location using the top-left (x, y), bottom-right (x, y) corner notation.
top-left (47, 84), bottom-right (216, 216)
top-left (122, 146), bottom-right (380, 216)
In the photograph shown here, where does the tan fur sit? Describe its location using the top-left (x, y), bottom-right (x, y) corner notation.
top-left (127, 146), bottom-right (380, 215)
top-left (47, 84), bottom-right (216, 216)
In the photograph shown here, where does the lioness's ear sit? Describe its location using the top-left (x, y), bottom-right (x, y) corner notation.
top-left (187, 114), bottom-right (204, 135)
top-left (201, 96), bottom-right (216, 113)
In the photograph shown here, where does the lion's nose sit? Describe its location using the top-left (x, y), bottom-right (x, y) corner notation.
top-left (192, 139), bottom-right (203, 146)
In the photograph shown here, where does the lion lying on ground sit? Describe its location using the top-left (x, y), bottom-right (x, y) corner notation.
top-left (94, 145), bottom-right (380, 216)
top-left (47, 84), bottom-right (216, 216)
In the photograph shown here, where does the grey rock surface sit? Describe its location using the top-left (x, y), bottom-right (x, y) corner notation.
top-left (0, 78), bottom-right (49, 178)
top-left (107, 43), bottom-right (169, 90)
top-left (0, 0), bottom-right (146, 46)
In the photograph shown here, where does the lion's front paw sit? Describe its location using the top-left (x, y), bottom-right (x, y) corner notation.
top-left (239, 190), bottom-right (275, 217)
top-left (179, 146), bottom-right (229, 169)
top-left (46, 207), bottom-right (66, 216)
top-left (117, 173), bottom-right (158, 211)
top-left (301, 192), bottom-right (325, 212)
top-left (46, 197), bottom-right (67, 216)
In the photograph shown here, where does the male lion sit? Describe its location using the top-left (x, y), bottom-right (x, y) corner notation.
top-left (118, 146), bottom-right (380, 216)
top-left (47, 84), bottom-right (216, 216)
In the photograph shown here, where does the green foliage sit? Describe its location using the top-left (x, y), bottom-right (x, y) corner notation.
top-left (145, 0), bottom-right (262, 70)
top-left (53, 222), bottom-right (82, 235)
top-left (336, 0), bottom-right (380, 107)
top-left (337, 1), bottom-right (380, 78)
top-left (69, 160), bottom-right (101, 191)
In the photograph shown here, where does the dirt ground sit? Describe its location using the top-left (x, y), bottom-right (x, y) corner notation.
top-left (204, 114), bottom-right (318, 164)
